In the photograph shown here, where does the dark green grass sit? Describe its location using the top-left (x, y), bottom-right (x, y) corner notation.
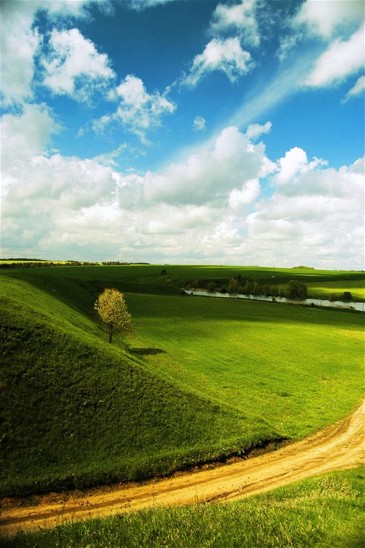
top-left (3, 468), bottom-right (364, 547)
top-left (0, 278), bottom-right (275, 497)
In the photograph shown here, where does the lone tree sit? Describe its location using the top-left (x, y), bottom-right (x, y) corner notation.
top-left (94, 288), bottom-right (132, 343)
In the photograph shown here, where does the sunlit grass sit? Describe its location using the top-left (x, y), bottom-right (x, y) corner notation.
top-left (0, 265), bottom-right (364, 498)
top-left (126, 292), bottom-right (364, 438)
top-left (307, 280), bottom-right (365, 301)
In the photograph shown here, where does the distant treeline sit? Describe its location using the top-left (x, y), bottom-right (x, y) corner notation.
top-left (0, 260), bottom-right (94, 269)
top-left (0, 260), bottom-right (151, 269)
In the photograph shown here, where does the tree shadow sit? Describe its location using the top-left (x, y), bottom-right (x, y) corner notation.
top-left (128, 347), bottom-right (166, 356)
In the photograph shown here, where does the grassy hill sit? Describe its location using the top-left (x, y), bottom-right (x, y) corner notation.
top-left (0, 264), bottom-right (364, 497)
top-left (0, 275), bottom-right (276, 497)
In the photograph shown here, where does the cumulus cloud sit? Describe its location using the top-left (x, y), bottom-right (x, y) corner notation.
top-left (305, 24), bottom-right (365, 88)
top-left (144, 125), bottom-right (271, 205)
top-left (184, 37), bottom-right (254, 87)
top-left (42, 28), bottom-right (115, 101)
top-left (242, 153), bottom-right (364, 268)
top-left (275, 147), bottom-right (310, 185)
top-left (210, 0), bottom-right (260, 47)
top-left (278, 0), bottom-right (364, 62)
top-left (94, 75), bottom-right (175, 143)
top-left (0, 0), bottom-right (111, 106)
top-left (0, 1), bottom-right (40, 105)
top-left (1, 104), bottom-right (363, 268)
top-left (294, 0), bottom-right (364, 39)
top-left (228, 178), bottom-right (260, 210)
top-left (1, 103), bottom-right (60, 173)
top-left (145, 205), bottom-right (215, 234)
top-left (2, 150), bottom-right (122, 259)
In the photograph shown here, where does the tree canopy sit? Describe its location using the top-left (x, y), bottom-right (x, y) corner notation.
top-left (286, 280), bottom-right (308, 300)
top-left (94, 288), bottom-right (132, 343)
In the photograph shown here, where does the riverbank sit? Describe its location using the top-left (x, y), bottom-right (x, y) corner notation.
top-left (184, 289), bottom-right (365, 312)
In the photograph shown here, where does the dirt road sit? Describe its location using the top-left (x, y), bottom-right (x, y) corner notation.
top-left (1, 401), bottom-right (364, 537)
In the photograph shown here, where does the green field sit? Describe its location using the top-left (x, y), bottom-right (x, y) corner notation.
top-left (3, 468), bottom-right (364, 547)
top-left (0, 264), bottom-right (364, 499)
top-left (306, 279), bottom-right (365, 301)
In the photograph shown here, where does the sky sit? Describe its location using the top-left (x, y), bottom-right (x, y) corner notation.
top-left (1, 0), bottom-right (364, 268)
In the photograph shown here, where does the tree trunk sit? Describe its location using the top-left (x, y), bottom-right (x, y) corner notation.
top-left (108, 324), bottom-right (113, 343)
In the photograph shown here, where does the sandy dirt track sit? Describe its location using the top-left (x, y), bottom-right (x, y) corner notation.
top-left (1, 400), bottom-right (364, 537)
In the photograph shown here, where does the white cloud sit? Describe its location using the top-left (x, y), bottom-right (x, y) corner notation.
top-left (294, 0), bottom-right (364, 39)
top-left (94, 75), bottom-right (175, 142)
top-left (144, 125), bottom-right (270, 206)
top-left (1, 105), bottom-right (363, 268)
top-left (145, 205), bottom-right (214, 234)
top-left (277, 33), bottom-right (300, 63)
top-left (45, 0), bottom-right (113, 18)
top-left (275, 147), bottom-right (309, 185)
top-left (42, 28), bottom-right (114, 101)
top-left (184, 37), bottom-right (254, 87)
top-left (1, 103), bottom-right (59, 173)
top-left (0, 0), bottom-right (112, 106)
top-left (305, 24), bottom-right (365, 88)
top-left (344, 75), bottom-right (365, 101)
top-left (278, 0), bottom-right (365, 62)
top-left (210, 0), bottom-right (260, 47)
top-left (127, 0), bottom-right (177, 10)
top-left (228, 178), bottom-right (260, 210)
top-left (0, 1), bottom-right (40, 105)
top-left (245, 121), bottom-right (272, 140)
top-left (243, 153), bottom-right (364, 267)
top-left (193, 116), bottom-right (206, 132)
top-left (2, 149), bottom-right (121, 258)
top-left (1, 103), bottom-right (121, 259)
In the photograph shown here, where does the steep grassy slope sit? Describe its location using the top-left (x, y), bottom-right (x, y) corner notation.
top-left (0, 277), bottom-right (276, 497)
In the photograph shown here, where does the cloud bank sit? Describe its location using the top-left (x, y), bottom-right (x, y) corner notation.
top-left (2, 102), bottom-right (363, 268)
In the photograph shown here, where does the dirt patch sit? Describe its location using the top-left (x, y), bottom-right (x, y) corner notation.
top-left (1, 400), bottom-right (364, 537)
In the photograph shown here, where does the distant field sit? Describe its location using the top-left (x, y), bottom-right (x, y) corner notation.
top-left (306, 280), bottom-right (365, 301)
top-left (1, 263), bottom-right (364, 300)
top-left (0, 264), bottom-right (364, 497)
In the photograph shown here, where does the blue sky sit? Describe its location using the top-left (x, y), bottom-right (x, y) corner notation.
top-left (1, 0), bottom-right (364, 268)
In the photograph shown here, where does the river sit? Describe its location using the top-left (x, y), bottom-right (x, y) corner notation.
top-left (184, 290), bottom-right (365, 312)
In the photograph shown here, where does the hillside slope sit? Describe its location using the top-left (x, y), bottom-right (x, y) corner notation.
top-left (0, 277), bottom-right (279, 497)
